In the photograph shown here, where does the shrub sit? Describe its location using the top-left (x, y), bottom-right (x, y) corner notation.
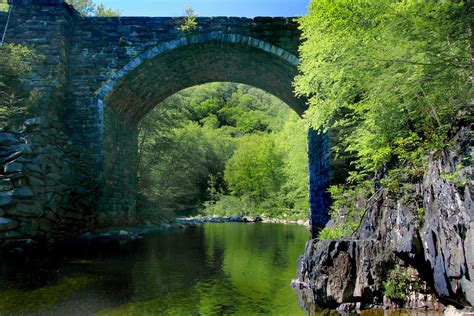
top-left (0, 44), bottom-right (40, 130)
top-left (178, 7), bottom-right (198, 33)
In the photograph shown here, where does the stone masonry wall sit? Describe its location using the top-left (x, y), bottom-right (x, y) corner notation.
top-left (0, 1), bottom-right (74, 117)
top-left (0, 118), bottom-right (96, 251)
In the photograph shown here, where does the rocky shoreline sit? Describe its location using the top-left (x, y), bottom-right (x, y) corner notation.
top-left (63, 217), bottom-right (310, 248)
top-left (176, 215), bottom-right (311, 227)
top-left (292, 127), bottom-right (473, 313)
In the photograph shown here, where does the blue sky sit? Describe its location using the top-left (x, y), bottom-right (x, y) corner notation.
top-left (97, 0), bottom-right (309, 17)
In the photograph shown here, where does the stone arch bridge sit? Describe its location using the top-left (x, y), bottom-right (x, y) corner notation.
top-left (0, 0), bottom-right (345, 237)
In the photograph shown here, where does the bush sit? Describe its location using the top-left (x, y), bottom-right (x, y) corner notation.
top-left (178, 7), bottom-right (197, 33)
top-left (318, 184), bottom-right (369, 240)
top-left (0, 44), bottom-right (40, 130)
top-left (203, 194), bottom-right (254, 218)
top-left (384, 267), bottom-right (423, 303)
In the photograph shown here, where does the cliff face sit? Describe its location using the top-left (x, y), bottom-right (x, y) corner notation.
top-left (294, 127), bottom-right (473, 310)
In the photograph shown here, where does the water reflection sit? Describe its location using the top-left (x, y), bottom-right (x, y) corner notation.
top-left (0, 223), bottom-right (309, 315)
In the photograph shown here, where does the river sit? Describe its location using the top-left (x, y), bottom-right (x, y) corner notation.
top-left (0, 223), bottom-right (309, 315)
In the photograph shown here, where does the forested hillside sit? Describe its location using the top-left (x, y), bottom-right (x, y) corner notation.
top-left (137, 83), bottom-right (309, 221)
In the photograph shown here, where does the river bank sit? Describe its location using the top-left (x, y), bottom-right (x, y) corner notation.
top-left (177, 215), bottom-right (311, 227)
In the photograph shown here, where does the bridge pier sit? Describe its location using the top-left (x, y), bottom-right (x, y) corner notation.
top-left (308, 129), bottom-right (331, 235)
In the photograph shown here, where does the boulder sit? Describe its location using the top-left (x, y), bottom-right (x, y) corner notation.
top-left (209, 217), bottom-right (223, 223)
top-left (118, 230), bottom-right (129, 239)
top-left (24, 117), bottom-right (43, 128)
top-left (230, 215), bottom-right (243, 222)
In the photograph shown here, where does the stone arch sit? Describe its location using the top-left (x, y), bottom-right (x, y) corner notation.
top-left (96, 33), bottom-right (304, 127)
top-left (96, 33), bottom-right (329, 231)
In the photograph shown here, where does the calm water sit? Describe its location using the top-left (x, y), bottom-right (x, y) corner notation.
top-left (0, 223), bottom-right (309, 315)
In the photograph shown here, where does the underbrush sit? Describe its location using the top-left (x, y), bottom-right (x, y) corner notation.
top-left (202, 194), bottom-right (307, 220)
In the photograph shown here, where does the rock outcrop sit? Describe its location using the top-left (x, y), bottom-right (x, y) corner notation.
top-left (294, 126), bottom-right (473, 310)
top-left (0, 118), bottom-right (96, 251)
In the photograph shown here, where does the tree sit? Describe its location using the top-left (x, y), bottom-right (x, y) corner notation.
top-left (274, 115), bottom-right (309, 212)
top-left (137, 82), bottom-right (308, 220)
top-left (224, 134), bottom-right (285, 203)
top-left (95, 3), bottom-right (121, 17)
top-left (0, 1), bottom-right (8, 12)
top-left (296, 0), bottom-right (472, 238)
top-left (0, 44), bottom-right (39, 130)
top-left (295, 0), bottom-right (471, 185)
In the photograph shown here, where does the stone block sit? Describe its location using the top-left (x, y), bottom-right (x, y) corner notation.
top-left (0, 194), bottom-right (14, 208)
top-left (7, 203), bottom-right (43, 217)
top-left (28, 176), bottom-right (45, 186)
top-left (25, 163), bottom-right (42, 173)
top-left (0, 151), bottom-right (22, 164)
top-left (4, 162), bottom-right (24, 174)
top-left (0, 217), bottom-right (19, 231)
top-left (0, 133), bottom-right (19, 146)
top-left (13, 187), bottom-right (35, 199)
top-left (0, 230), bottom-right (24, 239)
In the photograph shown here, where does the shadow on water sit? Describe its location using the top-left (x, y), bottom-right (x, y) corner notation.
top-left (0, 223), bottom-right (310, 315)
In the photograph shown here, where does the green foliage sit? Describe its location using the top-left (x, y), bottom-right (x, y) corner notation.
top-left (296, 0), bottom-right (471, 184)
top-left (297, 0), bottom-right (471, 237)
top-left (0, 44), bottom-right (40, 130)
top-left (416, 207), bottom-right (424, 229)
top-left (178, 6), bottom-right (198, 33)
top-left (384, 267), bottom-right (423, 302)
top-left (225, 134), bottom-right (284, 203)
top-left (442, 161), bottom-right (468, 189)
top-left (138, 83), bottom-right (308, 220)
top-left (318, 184), bottom-right (369, 240)
top-left (0, 0), bottom-right (8, 12)
top-left (95, 4), bottom-right (121, 17)
top-left (318, 225), bottom-right (351, 241)
top-left (65, 0), bottom-right (120, 16)
top-left (203, 194), bottom-right (253, 217)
